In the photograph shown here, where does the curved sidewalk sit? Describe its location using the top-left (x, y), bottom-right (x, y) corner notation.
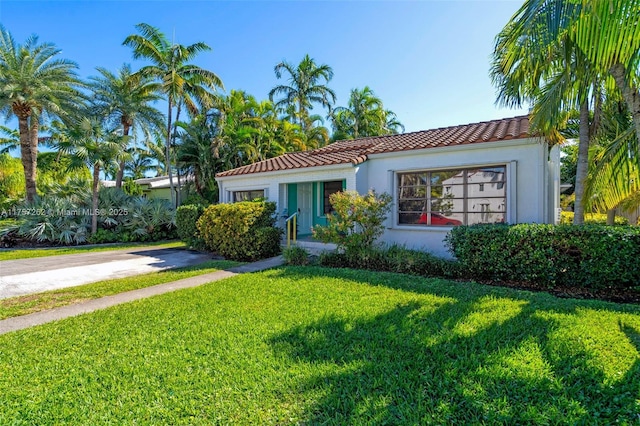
top-left (0, 256), bottom-right (284, 335)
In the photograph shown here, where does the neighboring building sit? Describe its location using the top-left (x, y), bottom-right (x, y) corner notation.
top-left (215, 116), bottom-right (561, 257)
top-left (135, 175), bottom-right (194, 202)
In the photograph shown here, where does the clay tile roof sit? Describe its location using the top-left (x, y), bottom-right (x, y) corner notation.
top-left (216, 115), bottom-right (531, 177)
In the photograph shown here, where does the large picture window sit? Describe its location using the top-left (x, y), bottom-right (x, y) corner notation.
top-left (233, 189), bottom-right (265, 202)
top-left (398, 166), bottom-right (506, 226)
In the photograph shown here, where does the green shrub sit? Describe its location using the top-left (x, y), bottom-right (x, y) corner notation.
top-left (446, 223), bottom-right (640, 289)
top-left (560, 211), bottom-right (629, 225)
top-left (313, 190), bottom-right (391, 253)
top-left (282, 246), bottom-right (311, 266)
top-left (176, 204), bottom-right (205, 249)
top-left (87, 228), bottom-right (120, 244)
top-left (318, 244), bottom-right (460, 279)
top-left (197, 201), bottom-right (282, 261)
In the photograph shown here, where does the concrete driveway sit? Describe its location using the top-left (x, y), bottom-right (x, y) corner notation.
top-left (0, 247), bottom-right (213, 299)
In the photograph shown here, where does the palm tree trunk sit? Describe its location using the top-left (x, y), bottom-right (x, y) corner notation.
top-left (609, 63), bottom-right (640, 149)
top-left (606, 208), bottom-right (616, 225)
top-left (174, 104), bottom-right (182, 206)
top-left (115, 123), bottom-right (131, 188)
top-left (573, 100), bottom-right (591, 225)
top-left (92, 164), bottom-right (100, 234)
top-left (28, 118), bottom-right (40, 202)
top-left (16, 114), bottom-right (37, 203)
top-left (166, 99), bottom-right (176, 207)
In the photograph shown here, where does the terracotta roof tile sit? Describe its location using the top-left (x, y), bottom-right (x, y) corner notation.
top-left (216, 115), bottom-right (532, 177)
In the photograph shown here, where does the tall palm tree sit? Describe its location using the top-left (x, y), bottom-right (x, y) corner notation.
top-left (89, 63), bottom-right (164, 188)
top-left (491, 14), bottom-right (601, 224)
top-left (123, 23), bottom-right (224, 206)
top-left (52, 116), bottom-right (126, 234)
top-left (0, 25), bottom-right (83, 202)
top-left (505, 0), bottom-right (640, 152)
top-left (269, 54), bottom-right (336, 133)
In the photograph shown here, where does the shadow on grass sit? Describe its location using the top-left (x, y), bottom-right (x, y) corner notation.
top-left (268, 266), bottom-right (640, 424)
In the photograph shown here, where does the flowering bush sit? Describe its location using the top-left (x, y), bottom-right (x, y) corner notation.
top-left (313, 190), bottom-right (392, 253)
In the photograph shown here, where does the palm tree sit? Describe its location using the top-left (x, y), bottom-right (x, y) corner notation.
top-left (585, 96), bottom-right (639, 216)
top-left (0, 125), bottom-right (19, 154)
top-left (123, 23), bottom-right (224, 206)
top-left (52, 116), bottom-right (126, 234)
top-left (269, 54), bottom-right (336, 133)
top-left (504, 0), bottom-right (640, 154)
top-left (491, 14), bottom-right (602, 224)
top-left (331, 86), bottom-right (404, 140)
top-left (89, 64), bottom-right (164, 188)
top-left (175, 114), bottom-right (220, 200)
top-left (0, 25), bottom-right (83, 202)
top-left (124, 146), bottom-right (157, 179)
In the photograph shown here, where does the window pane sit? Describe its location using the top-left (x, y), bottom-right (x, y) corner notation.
top-left (233, 190), bottom-right (264, 202)
top-left (466, 198), bottom-right (506, 213)
top-left (431, 170), bottom-right (462, 185)
top-left (399, 212), bottom-right (423, 224)
top-left (466, 199), bottom-right (505, 224)
top-left (467, 212), bottom-right (505, 225)
top-left (399, 199), bottom-right (426, 212)
top-left (323, 181), bottom-right (343, 214)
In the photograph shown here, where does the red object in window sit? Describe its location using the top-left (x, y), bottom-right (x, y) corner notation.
top-left (418, 213), bottom-right (463, 226)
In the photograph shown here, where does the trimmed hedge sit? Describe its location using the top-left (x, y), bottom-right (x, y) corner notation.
top-left (176, 204), bottom-right (206, 249)
top-left (197, 201), bottom-right (282, 261)
top-left (445, 224), bottom-right (640, 289)
top-left (318, 245), bottom-right (460, 279)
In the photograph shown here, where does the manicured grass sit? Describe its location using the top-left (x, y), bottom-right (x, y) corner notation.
top-left (1, 267), bottom-right (639, 424)
top-left (0, 259), bottom-right (240, 319)
top-left (0, 240), bottom-right (185, 261)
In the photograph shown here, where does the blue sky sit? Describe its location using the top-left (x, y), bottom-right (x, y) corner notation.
top-left (1, 0), bottom-right (528, 133)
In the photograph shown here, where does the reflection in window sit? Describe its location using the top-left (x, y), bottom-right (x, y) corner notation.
top-left (233, 189), bottom-right (265, 202)
top-left (323, 181), bottom-right (343, 214)
top-left (397, 166), bottom-right (506, 226)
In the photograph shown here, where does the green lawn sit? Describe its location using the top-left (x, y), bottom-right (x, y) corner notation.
top-left (0, 259), bottom-right (240, 319)
top-left (1, 267), bottom-right (638, 424)
top-left (0, 240), bottom-right (185, 261)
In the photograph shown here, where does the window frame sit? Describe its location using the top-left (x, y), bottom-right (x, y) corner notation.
top-left (396, 165), bottom-right (507, 227)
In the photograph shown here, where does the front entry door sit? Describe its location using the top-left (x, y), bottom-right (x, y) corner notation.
top-left (296, 183), bottom-right (313, 235)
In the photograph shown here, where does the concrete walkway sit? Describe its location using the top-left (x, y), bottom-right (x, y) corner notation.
top-left (0, 256), bottom-right (284, 335)
top-left (0, 247), bottom-right (213, 299)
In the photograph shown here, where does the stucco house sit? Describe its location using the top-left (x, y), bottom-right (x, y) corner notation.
top-left (215, 115), bottom-right (561, 257)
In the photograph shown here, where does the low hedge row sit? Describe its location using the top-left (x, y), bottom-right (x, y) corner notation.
top-left (318, 245), bottom-right (460, 279)
top-left (445, 224), bottom-right (640, 289)
top-left (197, 201), bottom-right (282, 261)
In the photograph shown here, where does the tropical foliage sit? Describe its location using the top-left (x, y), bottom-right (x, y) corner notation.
top-left (0, 25), bottom-right (83, 202)
top-left (331, 86), bottom-right (404, 140)
top-left (492, 0), bottom-right (640, 223)
top-left (89, 63), bottom-right (164, 187)
top-left (2, 187), bottom-right (176, 246)
top-left (123, 23), bottom-right (224, 206)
